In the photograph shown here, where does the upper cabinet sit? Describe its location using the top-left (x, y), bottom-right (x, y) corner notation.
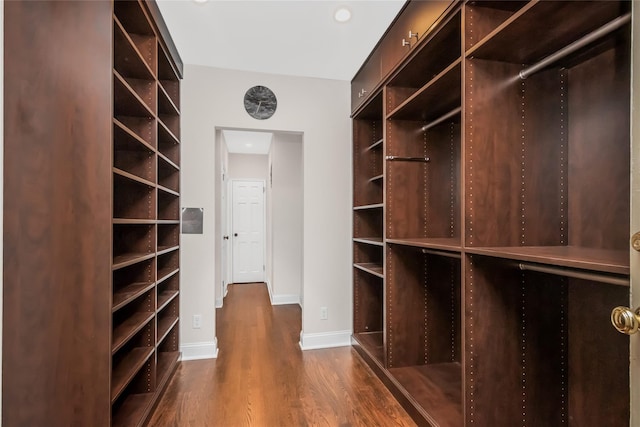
top-left (351, 0), bottom-right (454, 115)
top-left (380, 0), bottom-right (452, 78)
top-left (351, 49), bottom-right (381, 113)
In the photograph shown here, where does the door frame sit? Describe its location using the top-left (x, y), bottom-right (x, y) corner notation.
top-left (229, 178), bottom-right (267, 284)
top-left (630, 2), bottom-right (639, 424)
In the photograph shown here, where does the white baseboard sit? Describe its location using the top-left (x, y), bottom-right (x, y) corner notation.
top-left (215, 297), bottom-right (223, 308)
top-left (271, 293), bottom-right (300, 306)
top-left (180, 339), bottom-right (219, 361)
top-left (299, 330), bottom-right (352, 350)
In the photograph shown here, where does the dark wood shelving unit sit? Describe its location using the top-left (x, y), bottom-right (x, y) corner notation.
top-left (351, 1), bottom-right (632, 425)
top-left (4, 1), bottom-right (182, 425)
top-left (110, 1), bottom-right (183, 425)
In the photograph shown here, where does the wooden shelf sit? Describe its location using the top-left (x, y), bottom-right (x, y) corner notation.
top-left (112, 312), bottom-right (155, 354)
top-left (353, 332), bottom-right (384, 365)
top-left (465, 245), bottom-right (629, 276)
top-left (159, 79), bottom-right (180, 111)
top-left (386, 237), bottom-right (461, 252)
top-left (368, 174), bottom-right (384, 183)
top-left (114, 119), bottom-right (155, 153)
top-left (158, 82), bottom-right (180, 116)
top-left (158, 184), bottom-right (179, 197)
top-left (113, 282), bottom-right (155, 313)
top-left (158, 114), bottom-right (180, 144)
top-left (466, 1), bottom-right (628, 64)
top-left (114, 71), bottom-right (155, 118)
top-left (354, 263), bottom-right (384, 279)
top-left (366, 138), bottom-right (383, 151)
top-left (113, 167), bottom-right (155, 189)
top-left (353, 237), bottom-right (384, 247)
top-left (158, 290), bottom-right (179, 312)
top-left (158, 152), bottom-right (180, 172)
top-left (157, 245), bottom-right (179, 256)
top-left (157, 316), bottom-right (179, 345)
top-left (157, 267), bottom-right (179, 284)
top-left (158, 119), bottom-right (180, 145)
top-left (387, 59), bottom-right (461, 121)
top-left (388, 363), bottom-right (463, 426)
top-left (113, 17), bottom-right (154, 80)
top-left (353, 203), bottom-right (383, 211)
top-left (113, 219), bottom-right (156, 225)
top-left (387, 11), bottom-right (461, 111)
top-left (112, 392), bottom-right (155, 427)
top-left (113, 252), bottom-right (155, 271)
top-left (157, 351), bottom-right (180, 383)
top-left (111, 347), bottom-right (154, 403)
top-left (353, 91), bottom-right (383, 121)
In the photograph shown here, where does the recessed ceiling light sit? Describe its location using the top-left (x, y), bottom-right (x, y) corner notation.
top-left (334, 7), bottom-right (352, 23)
top-left (246, 143), bottom-right (253, 147)
top-left (193, 0), bottom-right (208, 3)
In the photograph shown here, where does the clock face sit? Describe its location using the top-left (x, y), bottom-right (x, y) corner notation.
top-left (244, 86), bottom-right (277, 120)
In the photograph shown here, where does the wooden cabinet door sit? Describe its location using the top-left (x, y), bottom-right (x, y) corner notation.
top-left (351, 49), bottom-right (381, 113)
top-left (380, 0), bottom-right (451, 79)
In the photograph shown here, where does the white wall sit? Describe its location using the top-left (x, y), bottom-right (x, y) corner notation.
top-left (270, 134), bottom-right (303, 305)
top-left (180, 64), bottom-right (352, 358)
top-left (228, 153), bottom-right (268, 180)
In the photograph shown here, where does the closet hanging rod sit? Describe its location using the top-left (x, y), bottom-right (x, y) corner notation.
top-left (421, 249), bottom-right (461, 259)
top-left (386, 156), bottom-right (430, 162)
top-left (517, 262), bottom-right (629, 286)
top-left (519, 12), bottom-right (631, 80)
top-left (421, 107), bottom-right (462, 132)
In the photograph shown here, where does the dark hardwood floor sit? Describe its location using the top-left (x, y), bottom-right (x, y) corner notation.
top-left (147, 283), bottom-right (415, 426)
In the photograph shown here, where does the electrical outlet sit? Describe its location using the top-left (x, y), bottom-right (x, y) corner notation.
top-left (320, 306), bottom-right (328, 320)
top-left (193, 314), bottom-right (202, 329)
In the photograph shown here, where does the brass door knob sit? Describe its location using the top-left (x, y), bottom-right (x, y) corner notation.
top-left (611, 306), bottom-right (640, 335)
top-left (632, 231), bottom-right (640, 251)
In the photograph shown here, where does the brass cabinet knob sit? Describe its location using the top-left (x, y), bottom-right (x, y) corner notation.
top-left (611, 306), bottom-right (640, 335)
top-left (632, 231), bottom-right (640, 251)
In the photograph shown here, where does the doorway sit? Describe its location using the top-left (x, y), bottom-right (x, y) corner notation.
top-left (215, 128), bottom-right (303, 307)
top-left (231, 179), bottom-right (266, 283)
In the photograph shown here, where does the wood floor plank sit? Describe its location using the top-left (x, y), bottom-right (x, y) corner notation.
top-left (147, 283), bottom-right (416, 426)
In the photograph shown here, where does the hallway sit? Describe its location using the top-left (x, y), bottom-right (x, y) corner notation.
top-left (148, 283), bottom-right (415, 426)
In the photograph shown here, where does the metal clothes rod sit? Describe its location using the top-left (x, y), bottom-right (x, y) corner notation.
top-left (386, 156), bottom-right (430, 162)
top-left (422, 248), bottom-right (461, 259)
top-left (421, 107), bottom-right (462, 132)
top-left (519, 13), bottom-right (631, 80)
top-left (518, 262), bottom-right (629, 286)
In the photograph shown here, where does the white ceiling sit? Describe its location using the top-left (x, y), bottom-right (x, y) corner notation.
top-left (156, 0), bottom-right (405, 81)
top-left (223, 129), bottom-right (274, 154)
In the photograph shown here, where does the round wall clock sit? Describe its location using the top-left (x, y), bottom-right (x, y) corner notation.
top-left (244, 85), bottom-right (277, 120)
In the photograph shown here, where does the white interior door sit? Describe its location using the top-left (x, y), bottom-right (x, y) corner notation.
top-left (232, 180), bottom-right (265, 283)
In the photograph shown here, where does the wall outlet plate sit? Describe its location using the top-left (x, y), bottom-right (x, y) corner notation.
top-left (193, 314), bottom-right (202, 329)
top-left (320, 307), bottom-right (328, 320)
